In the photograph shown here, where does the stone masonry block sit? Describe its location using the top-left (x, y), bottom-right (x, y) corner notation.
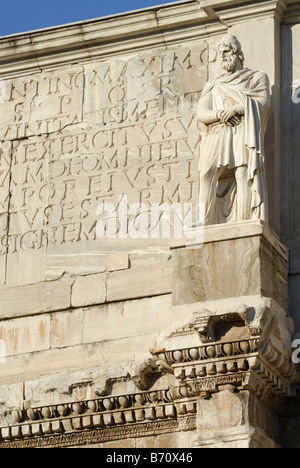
top-left (71, 273), bottom-right (107, 308)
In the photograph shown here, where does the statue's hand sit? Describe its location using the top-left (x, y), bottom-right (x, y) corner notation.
top-left (227, 115), bottom-right (241, 126)
top-left (218, 105), bottom-right (244, 126)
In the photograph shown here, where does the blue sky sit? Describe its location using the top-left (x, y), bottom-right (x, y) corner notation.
top-left (0, 0), bottom-right (179, 37)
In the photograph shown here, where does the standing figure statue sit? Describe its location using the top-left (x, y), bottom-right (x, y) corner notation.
top-left (197, 34), bottom-right (270, 226)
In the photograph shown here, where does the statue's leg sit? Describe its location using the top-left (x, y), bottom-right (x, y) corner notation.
top-left (199, 165), bottom-right (222, 225)
top-left (235, 165), bottom-right (250, 220)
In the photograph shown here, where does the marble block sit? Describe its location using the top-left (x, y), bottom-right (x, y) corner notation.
top-left (172, 221), bottom-right (288, 310)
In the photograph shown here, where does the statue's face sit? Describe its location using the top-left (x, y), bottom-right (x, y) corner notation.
top-left (219, 43), bottom-right (239, 73)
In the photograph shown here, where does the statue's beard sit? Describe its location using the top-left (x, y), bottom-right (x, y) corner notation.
top-left (221, 56), bottom-right (238, 73)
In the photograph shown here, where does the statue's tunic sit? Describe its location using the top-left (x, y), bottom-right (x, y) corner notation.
top-left (198, 68), bottom-right (270, 223)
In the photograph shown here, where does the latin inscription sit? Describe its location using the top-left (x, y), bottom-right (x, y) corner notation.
top-left (0, 43), bottom-right (216, 283)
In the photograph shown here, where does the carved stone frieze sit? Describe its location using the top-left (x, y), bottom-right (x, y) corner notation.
top-left (0, 383), bottom-right (198, 448)
top-left (0, 420), bottom-right (181, 449)
top-left (154, 343), bottom-right (294, 399)
top-left (0, 325), bottom-right (295, 448)
top-left (0, 292), bottom-right (295, 448)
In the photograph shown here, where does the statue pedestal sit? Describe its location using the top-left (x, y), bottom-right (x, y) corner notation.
top-left (167, 221), bottom-right (295, 448)
top-left (171, 220), bottom-right (288, 311)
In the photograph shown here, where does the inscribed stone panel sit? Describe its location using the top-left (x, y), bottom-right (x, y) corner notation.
top-left (0, 67), bottom-right (84, 140)
top-left (0, 141), bottom-right (12, 284)
top-left (0, 43), bottom-right (212, 284)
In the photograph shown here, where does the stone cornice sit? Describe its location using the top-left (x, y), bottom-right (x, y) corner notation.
top-left (282, 1), bottom-right (300, 23)
top-left (0, 384), bottom-right (198, 448)
top-left (215, 0), bottom-right (289, 26)
top-left (0, 0), bottom-right (291, 79)
top-left (0, 329), bottom-right (296, 448)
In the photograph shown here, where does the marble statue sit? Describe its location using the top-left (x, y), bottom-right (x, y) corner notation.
top-left (197, 34), bottom-right (270, 226)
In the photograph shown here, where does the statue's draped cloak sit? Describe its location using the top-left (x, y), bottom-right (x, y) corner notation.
top-left (199, 68), bottom-right (270, 221)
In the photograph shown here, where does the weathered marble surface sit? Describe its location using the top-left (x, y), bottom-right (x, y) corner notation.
top-left (281, 10), bottom-right (300, 339)
top-left (0, 0), bottom-right (298, 450)
top-left (0, 45), bottom-right (207, 287)
top-left (0, 1), bottom-right (286, 288)
top-left (172, 222), bottom-right (288, 310)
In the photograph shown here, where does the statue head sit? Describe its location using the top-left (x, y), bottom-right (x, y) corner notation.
top-left (218, 35), bottom-right (245, 73)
